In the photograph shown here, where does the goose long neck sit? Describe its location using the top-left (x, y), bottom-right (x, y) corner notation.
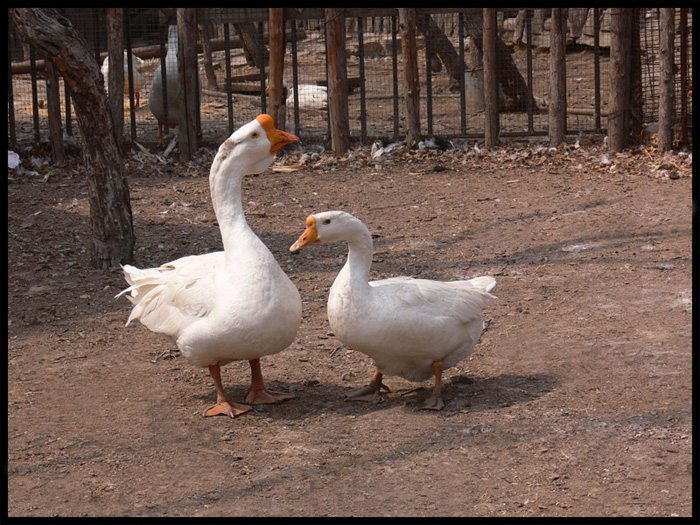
top-left (338, 226), bottom-right (374, 290)
top-left (209, 167), bottom-right (250, 256)
top-left (167, 26), bottom-right (178, 51)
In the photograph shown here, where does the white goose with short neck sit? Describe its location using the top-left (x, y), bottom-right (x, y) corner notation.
top-left (119, 115), bottom-right (302, 418)
top-left (331, 216), bottom-right (375, 294)
top-left (290, 210), bottom-right (497, 411)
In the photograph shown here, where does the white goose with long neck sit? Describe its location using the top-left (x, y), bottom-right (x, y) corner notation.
top-left (119, 115), bottom-right (301, 418)
top-left (149, 24), bottom-right (181, 138)
top-left (291, 210), bottom-right (496, 411)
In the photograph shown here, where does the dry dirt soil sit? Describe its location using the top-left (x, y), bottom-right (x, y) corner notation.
top-left (7, 136), bottom-right (693, 518)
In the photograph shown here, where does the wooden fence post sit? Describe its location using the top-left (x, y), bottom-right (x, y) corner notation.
top-left (106, 8), bottom-right (124, 151)
top-left (658, 8), bottom-right (675, 152)
top-left (177, 8), bottom-right (199, 161)
top-left (399, 8), bottom-right (420, 147)
top-left (679, 8), bottom-right (688, 146)
top-left (608, 8), bottom-right (632, 152)
top-left (325, 8), bottom-right (350, 154)
top-left (268, 8), bottom-right (286, 129)
top-left (483, 8), bottom-right (498, 148)
top-left (549, 8), bottom-right (566, 146)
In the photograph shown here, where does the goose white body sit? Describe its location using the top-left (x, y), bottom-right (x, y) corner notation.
top-left (329, 273), bottom-right (495, 381)
top-left (101, 51), bottom-right (146, 101)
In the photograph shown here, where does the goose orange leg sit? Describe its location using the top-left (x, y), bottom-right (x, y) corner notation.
top-left (204, 362), bottom-right (252, 417)
top-left (346, 370), bottom-right (391, 402)
top-left (421, 359), bottom-right (445, 410)
top-left (245, 358), bottom-right (295, 404)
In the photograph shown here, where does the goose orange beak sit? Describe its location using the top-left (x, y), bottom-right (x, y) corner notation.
top-left (256, 114), bottom-right (299, 153)
top-left (290, 216), bottom-right (320, 252)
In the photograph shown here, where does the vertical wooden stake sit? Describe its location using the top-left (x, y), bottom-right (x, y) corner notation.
top-left (45, 60), bottom-right (65, 163)
top-left (177, 8), bottom-right (199, 161)
top-left (483, 8), bottom-right (498, 148)
top-left (658, 8), bottom-right (675, 152)
top-left (549, 8), bottom-right (566, 146)
top-left (325, 8), bottom-right (350, 155)
top-left (679, 8), bottom-right (688, 147)
top-left (106, 8), bottom-right (124, 151)
top-left (268, 8), bottom-right (286, 129)
top-left (608, 8), bottom-right (632, 152)
top-left (399, 8), bottom-right (420, 147)
top-left (29, 47), bottom-right (40, 144)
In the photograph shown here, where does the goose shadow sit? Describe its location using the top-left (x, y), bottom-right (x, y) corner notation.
top-left (366, 372), bottom-right (559, 414)
top-left (193, 371), bottom-right (559, 418)
top-left (440, 372), bottom-right (559, 412)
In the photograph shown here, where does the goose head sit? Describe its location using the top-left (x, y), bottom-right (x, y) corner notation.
top-left (211, 114), bottom-right (299, 177)
top-left (290, 211), bottom-right (369, 251)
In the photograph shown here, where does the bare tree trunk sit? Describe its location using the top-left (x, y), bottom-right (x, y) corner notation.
top-left (325, 8), bottom-right (350, 154)
top-left (10, 8), bottom-right (134, 269)
top-left (415, 15), bottom-right (442, 74)
top-left (549, 8), bottom-right (567, 146)
top-left (513, 10), bottom-right (527, 46)
top-left (608, 8), bottom-right (632, 152)
top-left (234, 22), bottom-right (264, 68)
top-left (568, 9), bottom-right (589, 40)
top-left (399, 8), bottom-right (421, 147)
top-left (463, 9), bottom-right (537, 112)
top-left (415, 15), bottom-right (459, 88)
top-left (199, 23), bottom-right (219, 91)
top-left (106, 8), bottom-right (124, 150)
top-left (533, 9), bottom-right (547, 34)
top-left (483, 8), bottom-right (499, 148)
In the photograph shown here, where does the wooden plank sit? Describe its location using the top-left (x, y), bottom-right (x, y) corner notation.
top-left (284, 7), bottom-right (475, 21)
top-left (316, 76), bottom-right (362, 93)
top-left (10, 32), bottom-right (307, 74)
top-left (198, 8), bottom-right (268, 25)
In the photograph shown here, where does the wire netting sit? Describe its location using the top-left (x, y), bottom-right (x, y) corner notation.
top-left (7, 8), bottom-right (692, 151)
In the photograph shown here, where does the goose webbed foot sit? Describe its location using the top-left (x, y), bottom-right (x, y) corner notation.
top-left (245, 357), bottom-right (295, 405)
top-left (419, 393), bottom-right (445, 411)
top-left (245, 388), bottom-right (295, 405)
top-left (204, 400), bottom-right (252, 418)
top-left (346, 370), bottom-right (391, 402)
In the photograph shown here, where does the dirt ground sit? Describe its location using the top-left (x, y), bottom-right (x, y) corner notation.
top-left (7, 135), bottom-right (693, 517)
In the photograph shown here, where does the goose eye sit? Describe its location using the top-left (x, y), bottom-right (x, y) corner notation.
top-left (251, 131), bottom-right (259, 138)
top-left (323, 219), bottom-right (331, 225)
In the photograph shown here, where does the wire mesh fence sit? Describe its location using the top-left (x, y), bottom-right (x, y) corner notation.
top-left (7, 8), bottom-right (693, 151)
